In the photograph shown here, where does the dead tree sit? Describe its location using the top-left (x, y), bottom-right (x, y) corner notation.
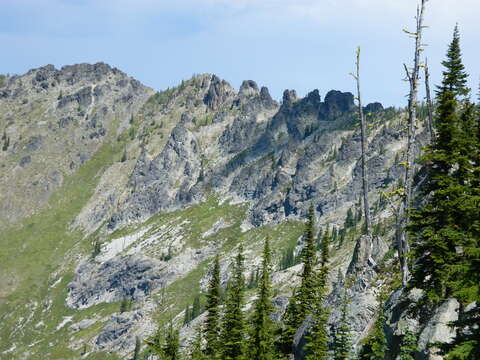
top-left (397, 0), bottom-right (428, 286)
top-left (425, 58), bottom-right (435, 142)
top-left (352, 47), bottom-right (372, 237)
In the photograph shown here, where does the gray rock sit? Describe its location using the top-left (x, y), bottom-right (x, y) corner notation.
top-left (347, 235), bottom-right (388, 276)
top-left (203, 75), bottom-right (236, 110)
top-left (239, 80), bottom-right (259, 98)
top-left (26, 135), bottom-right (43, 152)
top-left (364, 102), bottom-right (384, 114)
top-left (322, 90), bottom-right (355, 118)
top-left (385, 288), bottom-right (460, 360)
top-left (58, 86), bottom-right (92, 109)
top-left (96, 312), bottom-right (144, 353)
top-left (19, 155), bottom-right (31, 167)
top-left (67, 255), bottom-right (166, 309)
top-left (70, 318), bottom-right (97, 332)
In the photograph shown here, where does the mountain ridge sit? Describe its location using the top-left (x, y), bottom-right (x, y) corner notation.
top-left (1, 62), bottom-right (450, 360)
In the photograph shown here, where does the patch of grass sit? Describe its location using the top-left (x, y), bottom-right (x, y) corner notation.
top-left (151, 218), bottom-right (305, 331)
top-left (0, 137), bottom-right (125, 357)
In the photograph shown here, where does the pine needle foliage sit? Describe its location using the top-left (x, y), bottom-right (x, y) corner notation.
top-left (250, 237), bottom-right (277, 360)
top-left (297, 205), bottom-right (318, 317)
top-left (190, 327), bottom-right (207, 360)
top-left (358, 301), bottom-right (387, 360)
top-left (409, 25), bottom-right (479, 305)
top-left (437, 25), bottom-right (470, 97)
top-left (305, 227), bottom-right (331, 360)
top-left (204, 255), bottom-right (221, 358)
top-left (146, 322), bottom-right (180, 360)
top-left (399, 329), bottom-right (417, 360)
top-left (279, 206), bottom-right (318, 356)
top-left (220, 246), bottom-right (247, 360)
top-left (333, 288), bottom-right (352, 360)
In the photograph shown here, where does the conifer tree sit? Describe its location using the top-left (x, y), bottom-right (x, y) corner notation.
top-left (297, 205), bottom-right (318, 317)
top-left (132, 336), bottom-right (141, 360)
top-left (399, 329), bottom-right (417, 360)
top-left (321, 228), bottom-right (331, 267)
top-left (438, 25), bottom-right (469, 97)
top-left (220, 246), bottom-right (246, 360)
top-left (190, 327), bottom-right (207, 360)
top-left (192, 295), bottom-right (201, 319)
top-left (250, 237), bottom-right (276, 360)
top-left (147, 322), bottom-right (180, 360)
top-left (204, 255), bottom-right (221, 358)
top-left (358, 301), bottom-right (387, 360)
top-left (441, 305), bottom-right (480, 360)
top-left (409, 26), bottom-right (477, 303)
top-left (184, 305), bottom-right (191, 325)
top-left (333, 288), bottom-right (352, 360)
top-left (278, 288), bottom-right (300, 355)
top-left (345, 208), bottom-right (354, 228)
top-left (280, 208), bottom-right (330, 357)
top-left (164, 322), bottom-right (181, 360)
top-left (305, 225), bottom-right (331, 360)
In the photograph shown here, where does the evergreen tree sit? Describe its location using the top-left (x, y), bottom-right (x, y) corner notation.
top-left (305, 227), bottom-right (331, 360)
top-left (163, 322), bottom-right (181, 360)
top-left (409, 25), bottom-right (478, 303)
top-left (132, 336), bottom-right (141, 360)
top-left (120, 297), bottom-right (131, 313)
top-left (399, 329), bottom-right (417, 360)
top-left (190, 327), bottom-right (207, 360)
top-left (321, 227), bottom-right (331, 267)
top-left (278, 288), bottom-right (301, 355)
top-left (332, 226), bottom-right (338, 244)
top-left (250, 237), bottom-right (276, 360)
top-left (358, 302), bottom-right (387, 360)
top-left (338, 228), bottom-right (346, 249)
top-left (146, 322), bottom-right (180, 360)
top-left (220, 246), bottom-right (246, 360)
top-left (441, 305), bottom-right (480, 360)
top-left (192, 295), bottom-right (201, 319)
top-left (437, 25), bottom-right (469, 98)
top-left (204, 255), bottom-right (221, 358)
top-left (333, 289), bottom-right (352, 360)
top-left (345, 208), bottom-right (355, 228)
top-left (184, 305), bottom-right (191, 325)
top-left (297, 205), bottom-right (318, 317)
top-left (280, 245), bottom-right (296, 270)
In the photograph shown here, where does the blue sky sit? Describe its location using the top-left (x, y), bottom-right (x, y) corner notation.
top-left (0, 0), bottom-right (478, 106)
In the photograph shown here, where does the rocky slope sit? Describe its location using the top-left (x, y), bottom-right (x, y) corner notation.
top-left (0, 63), bottom-right (448, 360)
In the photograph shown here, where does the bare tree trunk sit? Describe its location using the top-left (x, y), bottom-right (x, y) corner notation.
top-left (425, 58), bottom-right (435, 142)
top-left (354, 47), bottom-right (372, 237)
top-left (398, 0), bottom-right (427, 286)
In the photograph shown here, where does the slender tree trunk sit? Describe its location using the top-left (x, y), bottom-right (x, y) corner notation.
top-left (354, 47), bottom-right (372, 237)
top-left (398, 0), bottom-right (427, 286)
top-left (425, 59), bottom-right (435, 142)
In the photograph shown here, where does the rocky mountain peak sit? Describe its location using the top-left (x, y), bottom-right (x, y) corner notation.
top-left (239, 80), bottom-right (260, 98)
top-left (323, 90), bottom-right (355, 116)
top-left (282, 89), bottom-right (298, 107)
top-left (364, 101), bottom-right (384, 113)
top-left (203, 74), bottom-right (236, 110)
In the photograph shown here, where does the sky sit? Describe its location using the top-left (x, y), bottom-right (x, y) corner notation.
top-left (0, 0), bottom-right (478, 107)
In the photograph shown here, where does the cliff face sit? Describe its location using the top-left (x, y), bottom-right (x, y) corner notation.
top-left (0, 64), bottom-right (442, 360)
